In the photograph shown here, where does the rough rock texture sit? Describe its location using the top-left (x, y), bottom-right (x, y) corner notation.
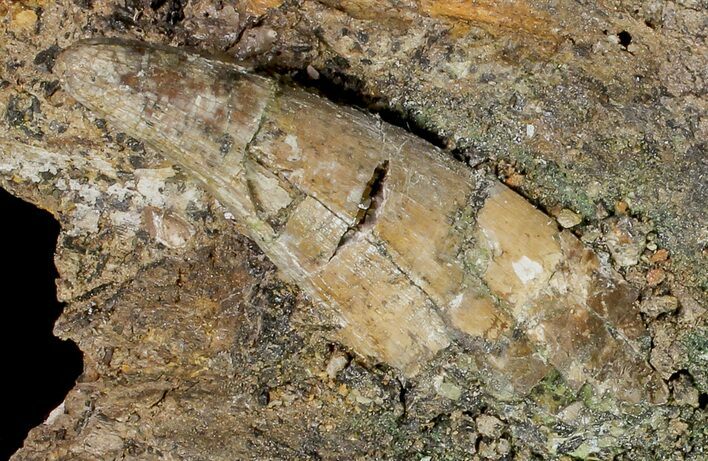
top-left (0, 0), bottom-right (706, 459)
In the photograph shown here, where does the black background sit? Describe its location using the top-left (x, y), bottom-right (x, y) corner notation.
top-left (0, 187), bottom-right (82, 460)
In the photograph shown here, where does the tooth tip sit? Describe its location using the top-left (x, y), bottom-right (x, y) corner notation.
top-left (54, 38), bottom-right (124, 73)
top-left (53, 47), bottom-right (73, 78)
top-left (54, 40), bottom-right (97, 80)
top-left (54, 38), bottom-right (135, 100)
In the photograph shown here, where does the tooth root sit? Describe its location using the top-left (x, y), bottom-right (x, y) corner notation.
top-left (476, 184), bottom-right (666, 403)
top-left (56, 39), bottom-right (667, 404)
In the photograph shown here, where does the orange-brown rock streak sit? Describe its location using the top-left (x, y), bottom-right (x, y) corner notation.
top-left (55, 39), bottom-right (667, 403)
top-left (419, 0), bottom-right (561, 48)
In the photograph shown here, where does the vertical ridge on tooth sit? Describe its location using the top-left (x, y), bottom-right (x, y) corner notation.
top-left (56, 39), bottom-right (668, 404)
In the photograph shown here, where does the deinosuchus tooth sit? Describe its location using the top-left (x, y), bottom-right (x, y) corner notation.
top-left (55, 39), bottom-right (667, 404)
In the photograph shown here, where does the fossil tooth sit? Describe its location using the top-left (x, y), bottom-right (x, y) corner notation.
top-left (55, 39), bottom-right (668, 403)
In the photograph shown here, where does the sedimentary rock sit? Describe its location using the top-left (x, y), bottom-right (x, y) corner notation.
top-left (55, 39), bottom-right (667, 403)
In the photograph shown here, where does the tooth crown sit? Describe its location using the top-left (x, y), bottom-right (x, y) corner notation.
top-left (56, 38), bottom-right (667, 404)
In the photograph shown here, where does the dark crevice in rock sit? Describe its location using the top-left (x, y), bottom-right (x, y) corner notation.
top-left (0, 187), bottom-right (83, 460)
top-left (329, 160), bottom-right (389, 260)
top-left (107, 0), bottom-right (185, 34)
top-left (353, 160), bottom-right (389, 230)
top-left (397, 377), bottom-right (409, 421)
top-left (149, 0), bottom-right (186, 26)
top-left (617, 30), bottom-right (632, 48)
top-left (266, 64), bottom-right (449, 151)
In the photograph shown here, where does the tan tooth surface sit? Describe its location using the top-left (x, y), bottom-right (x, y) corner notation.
top-left (55, 38), bottom-right (667, 403)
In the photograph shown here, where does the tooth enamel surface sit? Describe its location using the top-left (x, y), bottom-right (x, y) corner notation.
top-left (56, 39), bottom-right (668, 404)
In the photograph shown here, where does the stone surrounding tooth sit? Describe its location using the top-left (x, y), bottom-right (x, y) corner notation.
top-left (603, 215), bottom-right (650, 267)
top-left (476, 414), bottom-right (503, 438)
top-left (325, 351), bottom-right (349, 379)
top-left (556, 208), bottom-right (582, 228)
top-left (640, 296), bottom-right (679, 318)
top-left (143, 207), bottom-right (195, 249)
top-left (55, 39), bottom-right (668, 403)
